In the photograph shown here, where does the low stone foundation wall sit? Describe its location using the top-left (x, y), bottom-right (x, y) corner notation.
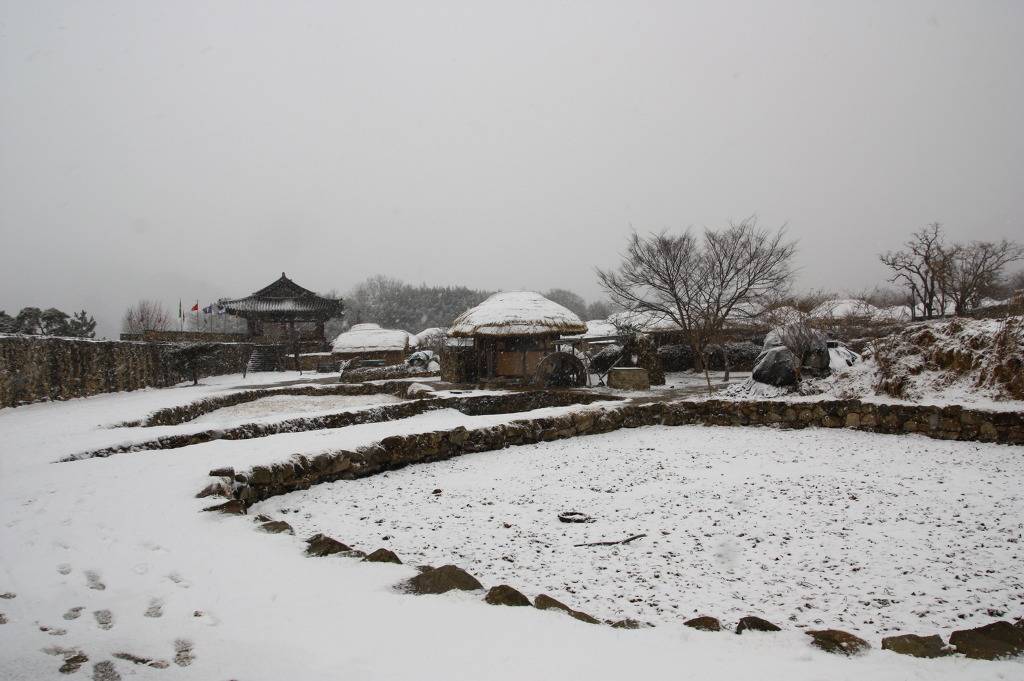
top-left (212, 397), bottom-right (1023, 506)
top-left (128, 381), bottom-right (418, 427)
top-left (0, 334), bottom-right (253, 408)
top-left (67, 389), bottom-right (620, 460)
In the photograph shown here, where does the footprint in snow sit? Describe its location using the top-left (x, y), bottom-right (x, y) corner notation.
top-left (63, 606), bottom-right (84, 620)
top-left (39, 624), bottom-right (67, 636)
top-left (144, 599), bottom-right (163, 618)
top-left (0, 613), bottom-right (7, 624)
top-left (93, 609), bottom-right (113, 630)
top-left (42, 646), bottom-right (89, 674)
top-left (112, 652), bottom-right (170, 669)
top-left (173, 639), bottom-right (195, 667)
top-left (92, 660), bottom-right (121, 681)
top-left (85, 571), bottom-right (105, 591)
top-left (0, 592), bottom-right (15, 599)
top-left (57, 564), bottom-right (72, 576)
top-left (166, 572), bottom-right (190, 588)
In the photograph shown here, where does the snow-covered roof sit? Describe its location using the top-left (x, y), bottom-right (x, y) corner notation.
top-left (331, 323), bottom-right (411, 353)
top-left (872, 305), bottom-right (912, 324)
top-left (412, 327), bottom-right (446, 346)
top-left (448, 291), bottom-right (586, 337)
top-left (607, 309), bottom-right (682, 333)
top-left (221, 273), bottom-right (341, 318)
top-left (809, 299), bottom-right (880, 320)
top-left (762, 305), bottom-right (806, 326)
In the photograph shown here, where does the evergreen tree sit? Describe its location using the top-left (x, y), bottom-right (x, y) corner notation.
top-left (41, 308), bottom-right (71, 336)
top-left (15, 307), bottom-right (43, 334)
top-left (0, 310), bottom-right (15, 333)
top-left (68, 310), bottom-right (97, 338)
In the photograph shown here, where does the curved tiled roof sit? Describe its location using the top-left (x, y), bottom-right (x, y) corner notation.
top-left (221, 273), bottom-right (342, 318)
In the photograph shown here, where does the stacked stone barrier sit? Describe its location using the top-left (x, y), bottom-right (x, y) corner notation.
top-left (211, 398), bottom-right (1023, 507)
top-left (66, 390), bottom-right (620, 461)
top-left (0, 333), bottom-right (253, 408)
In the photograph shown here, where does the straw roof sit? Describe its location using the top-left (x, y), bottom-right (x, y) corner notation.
top-left (331, 323), bottom-right (411, 353)
top-left (448, 291), bottom-right (586, 337)
top-left (564, 319), bottom-right (618, 340)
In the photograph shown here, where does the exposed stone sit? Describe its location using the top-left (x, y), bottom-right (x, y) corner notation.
top-left (610, 618), bottom-right (642, 629)
top-left (404, 565), bottom-right (483, 595)
top-left (752, 347), bottom-right (799, 387)
top-left (949, 621), bottom-right (1024, 660)
top-left (533, 594), bottom-right (600, 624)
top-left (806, 629), bottom-right (870, 656)
top-left (208, 467), bottom-right (234, 478)
top-left (195, 482), bottom-right (229, 499)
top-left (364, 548), bottom-right (402, 564)
top-left (0, 592), bottom-right (15, 599)
top-left (607, 367), bottom-right (651, 390)
top-left (684, 616), bottom-right (721, 632)
top-left (259, 520), bottom-right (294, 535)
top-left (484, 585), bottom-right (531, 607)
top-left (202, 499), bottom-right (246, 515)
top-left (881, 633), bottom-right (951, 658)
top-left (735, 616), bottom-right (781, 634)
top-left (305, 533), bottom-right (355, 557)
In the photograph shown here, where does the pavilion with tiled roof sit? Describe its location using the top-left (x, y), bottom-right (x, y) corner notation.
top-left (221, 273), bottom-right (342, 346)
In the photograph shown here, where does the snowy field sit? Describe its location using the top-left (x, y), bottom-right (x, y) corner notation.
top-left (0, 373), bottom-right (1021, 680)
top-left (190, 392), bottom-right (406, 426)
top-left (257, 426), bottom-right (1024, 638)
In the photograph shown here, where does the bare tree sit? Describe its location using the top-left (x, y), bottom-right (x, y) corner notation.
top-left (879, 223), bottom-right (950, 319)
top-left (122, 300), bottom-right (172, 334)
top-left (776, 321), bottom-right (822, 381)
top-left (940, 240), bottom-right (1024, 315)
top-left (597, 217), bottom-right (796, 390)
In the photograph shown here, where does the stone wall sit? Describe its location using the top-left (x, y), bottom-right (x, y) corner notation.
top-left (69, 389), bottom-right (619, 460)
top-left (0, 334), bottom-right (253, 408)
top-left (212, 397), bottom-right (1023, 506)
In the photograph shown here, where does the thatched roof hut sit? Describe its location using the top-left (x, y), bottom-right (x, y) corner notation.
top-left (445, 292), bottom-right (586, 383)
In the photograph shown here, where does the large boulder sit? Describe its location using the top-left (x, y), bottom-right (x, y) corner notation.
top-left (404, 565), bottom-right (482, 594)
top-left (763, 324), bottom-right (832, 378)
top-left (752, 347), bottom-right (798, 387)
top-left (806, 629), bottom-right (870, 656)
top-left (881, 633), bottom-right (951, 658)
top-left (949, 621), bottom-right (1024, 660)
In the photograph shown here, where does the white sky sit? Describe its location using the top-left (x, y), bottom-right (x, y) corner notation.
top-left (1, 0), bottom-right (1022, 337)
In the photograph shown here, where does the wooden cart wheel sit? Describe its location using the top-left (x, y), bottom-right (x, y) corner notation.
top-left (534, 351), bottom-right (587, 387)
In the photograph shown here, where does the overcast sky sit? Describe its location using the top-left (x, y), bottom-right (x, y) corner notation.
top-left (2, 1), bottom-right (1021, 337)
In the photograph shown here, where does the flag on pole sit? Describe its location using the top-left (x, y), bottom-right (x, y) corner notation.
top-left (191, 302), bottom-right (199, 312)
top-left (178, 300), bottom-right (183, 320)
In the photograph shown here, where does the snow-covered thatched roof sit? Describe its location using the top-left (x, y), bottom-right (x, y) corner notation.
top-left (607, 309), bottom-right (682, 333)
top-left (331, 323), bottom-right (411, 353)
top-left (572, 319), bottom-right (618, 339)
top-left (872, 305), bottom-right (912, 324)
top-left (412, 327), bottom-right (446, 347)
top-left (448, 291), bottom-right (586, 337)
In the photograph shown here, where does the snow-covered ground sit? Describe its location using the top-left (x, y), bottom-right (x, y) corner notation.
top-left (190, 393), bottom-right (406, 426)
top-left (1, 375), bottom-right (1020, 680)
top-left (257, 426), bottom-right (1024, 639)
